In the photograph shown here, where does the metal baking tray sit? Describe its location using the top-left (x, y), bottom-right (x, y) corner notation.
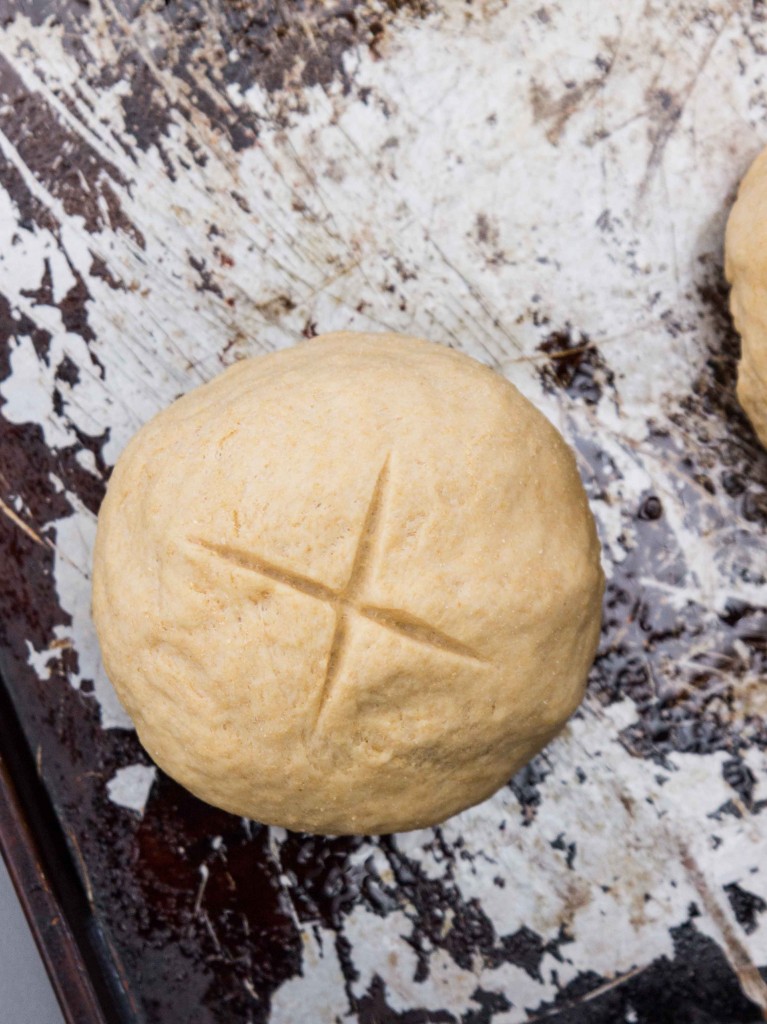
top-left (1, 2), bottom-right (766, 1022)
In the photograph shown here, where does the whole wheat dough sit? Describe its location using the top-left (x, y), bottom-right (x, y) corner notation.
top-left (93, 332), bottom-right (604, 834)
top-left (726, 145), bottom-right (767, 446)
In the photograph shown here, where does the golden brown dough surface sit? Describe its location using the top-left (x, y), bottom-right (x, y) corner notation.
top-left (726, 146), bottom-right (767, 447)
top-left (93, 333), bottom-right (604, 834)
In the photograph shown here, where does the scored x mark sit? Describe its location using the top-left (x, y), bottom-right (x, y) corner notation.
top-left (192, 458), bottom-right (485, 727)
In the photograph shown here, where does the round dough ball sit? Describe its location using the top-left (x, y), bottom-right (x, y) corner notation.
top-left (93, 332), bottom-right (604, 834)
top-left (726, 145), bottom-right (767, 446)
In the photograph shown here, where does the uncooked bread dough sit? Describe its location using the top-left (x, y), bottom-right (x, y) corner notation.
top-left (93, 332), bottom-right (604, 834)
top-left (726, 145), bottom-right (767, 446)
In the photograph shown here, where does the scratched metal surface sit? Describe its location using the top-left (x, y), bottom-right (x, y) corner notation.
top-left (1, 2), bottom-right (767, 1022)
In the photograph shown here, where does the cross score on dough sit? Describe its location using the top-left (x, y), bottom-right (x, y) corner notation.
top-left (191, 458), bottom-right (486, 725)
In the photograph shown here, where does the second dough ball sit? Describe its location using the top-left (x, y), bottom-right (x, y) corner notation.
top-left (93, 332), bottom-right (604, 834)
top-left (726, 145), bottom-right (767, 446)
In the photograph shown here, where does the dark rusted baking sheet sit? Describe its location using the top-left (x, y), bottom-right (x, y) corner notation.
top-left (1, 2), bottom-right (767, 1023)
top-left (0, 674), bottom-right (117, 1024)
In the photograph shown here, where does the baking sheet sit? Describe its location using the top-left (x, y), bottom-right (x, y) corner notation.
top-left (1, 2), bottom-right (766, 1021)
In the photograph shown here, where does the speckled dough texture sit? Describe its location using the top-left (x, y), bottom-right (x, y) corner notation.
top-left (726, 146), bottom-right (767, 447)
top-left (93, 332), bottom-right (604, 834)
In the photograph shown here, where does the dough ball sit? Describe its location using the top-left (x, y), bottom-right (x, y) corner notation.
top-left (93, 333), bottom-right (604, 834)
top-left (726, 145), bottom-right (767, 446)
